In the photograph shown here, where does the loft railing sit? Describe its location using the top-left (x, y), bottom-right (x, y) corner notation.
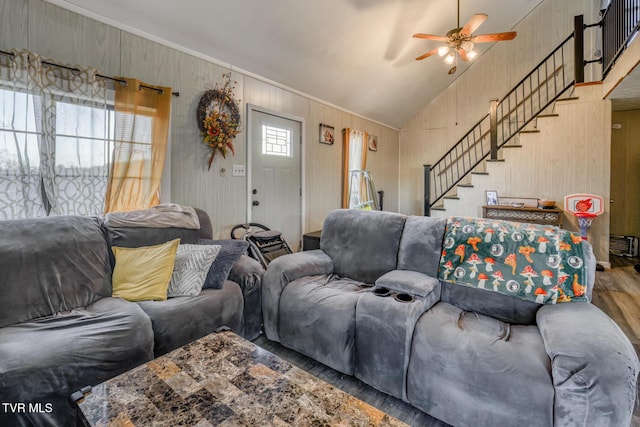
top-left (424, 33), bottom-right (576, 215)
top-left (602, 0), bottom-right (640, 77)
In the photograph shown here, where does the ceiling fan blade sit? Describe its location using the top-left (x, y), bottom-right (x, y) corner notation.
top-left (415, 48), bottom-right (439, 61)
top-left (412, 33), bottom-right (450, 42)
top-left (472, 32), bottom-right (517, 43)
top-left (461, 13), bottom-right (488, 36)
top-left (458, 49), bottom-right (469, 62)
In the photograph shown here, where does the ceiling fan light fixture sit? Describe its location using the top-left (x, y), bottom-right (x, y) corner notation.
top-left (437, 45), bottom-right (450, 57)
top-left (444, 52), bottom-right (456, 65)
top-left (412, 1), bottom-right (516, 72)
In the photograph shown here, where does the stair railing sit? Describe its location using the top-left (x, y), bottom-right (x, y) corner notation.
top-left (602, 0), bottom-right (640, 78)
top-left (424, 33), bottom-right (577, 215)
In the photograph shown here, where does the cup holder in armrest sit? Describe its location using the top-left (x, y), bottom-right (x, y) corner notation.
top-left (394, 293), bottom-right (414, 303)
top-left (373, 287), bottom-right (391, 297)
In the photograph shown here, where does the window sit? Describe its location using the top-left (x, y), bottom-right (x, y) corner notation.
top-left (0, 88), bottom-right (44, 218)
top-left (53, 99), bottom-right (116, 216)
top-left (0, 51), bottom-right (171, 219)
top-left (262, 124), bottom-right (292, 157)
top-left (0, 88), bottom-right (116, 218)
top-left (0, 88), bottom-right (39, 170)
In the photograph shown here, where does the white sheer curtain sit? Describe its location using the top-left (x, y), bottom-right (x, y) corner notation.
top-left (342, 128), bottom-right (368, 208)
top-left (0, 49), bottom-right (110, 219)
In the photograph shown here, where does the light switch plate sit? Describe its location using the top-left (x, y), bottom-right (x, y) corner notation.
top-left (232, 164), bottom-right (246, 177)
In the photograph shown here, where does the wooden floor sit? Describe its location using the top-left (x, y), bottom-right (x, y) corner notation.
top-left (254, 256), bottom-right (640, 427)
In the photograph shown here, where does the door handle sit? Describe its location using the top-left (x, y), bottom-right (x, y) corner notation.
top-left (252, 200), bottom-right (260, 206)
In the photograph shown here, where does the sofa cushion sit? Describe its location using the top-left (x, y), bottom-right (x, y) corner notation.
top-left (407, 302), bottom-right (554, 427)
top-left (375, 270), bottom-right (441, 298)
top-left (0, 297), bottom-right (154, 426)
top-left (441, 281), bottom-right (540, 325)
top-left (278, 274), bottom-right (366, 375)
top-left (320, 209), bottom-right (407, 283)
top-left (0, 216), bottom-right (111, 328)
top-left (397, 215), bottom-right (447, 276)
top-left (103, 208), bottom-right (212, 269)
top-left (168, 244), bottom-right (221, 297)
top-left (112, 239), bottom-right (180, 302)
top-left (136, 283), bottom-right (244, 357)
top-left (197, 239), bottom-right (250, 289)
top-left (103, 208), bottom-right (212, 247)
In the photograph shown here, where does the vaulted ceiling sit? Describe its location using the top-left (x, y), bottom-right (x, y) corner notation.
top-left (49, 0), bottom-right (544, 128)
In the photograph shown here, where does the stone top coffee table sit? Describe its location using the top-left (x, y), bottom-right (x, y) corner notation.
top-left (77, 330), bottom-right (407, 426)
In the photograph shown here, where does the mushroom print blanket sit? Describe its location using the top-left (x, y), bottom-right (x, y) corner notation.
top-left (437, 217), bottom-right (588, 304)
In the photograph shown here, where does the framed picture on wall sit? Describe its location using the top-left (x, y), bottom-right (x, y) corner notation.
top-left (368, 134), bottom-right (378, 152)
top-left (485, 190), bottom-right (499, 206)
top-left (319, 123), bottom-right (335, 145)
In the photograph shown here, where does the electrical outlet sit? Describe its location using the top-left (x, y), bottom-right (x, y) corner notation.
top-left (232, 164), bottom-right (246, 177)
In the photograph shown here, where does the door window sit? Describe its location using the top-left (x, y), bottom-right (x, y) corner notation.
top-left (262, 124), bottom-right (292, 157)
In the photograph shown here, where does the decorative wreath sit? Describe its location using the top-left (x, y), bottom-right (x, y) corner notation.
top-left (197, 73), bottom-right (241, 169)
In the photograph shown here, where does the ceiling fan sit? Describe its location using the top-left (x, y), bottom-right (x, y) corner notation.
top-left (413, 0), bottom-right (517, 74)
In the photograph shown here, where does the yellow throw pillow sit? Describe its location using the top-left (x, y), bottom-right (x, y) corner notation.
top-left (111, 239), bottom-right (180, 302)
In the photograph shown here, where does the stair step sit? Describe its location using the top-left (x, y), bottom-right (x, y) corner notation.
top-left (431, 205), bottom-right (446, 211)
top-left (520, 129), bottom-right (541, 134)
top-left (443, 195), bottom-right (460, 200)
top-left (537, 113), bottom-right (559, 118)
top-left (471, 171), bottom-right (489, 175)
top-left (502, 145), bottom-right (523, 148)
top-left (458, 183), bottom-right (474, 188)
top-left (556, 96), bottom-right (579, 102)
top-left (486, 159), bottom-right (506, 162)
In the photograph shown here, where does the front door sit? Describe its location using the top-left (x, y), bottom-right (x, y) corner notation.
top-left (249, 109), bottom-right (302, 251)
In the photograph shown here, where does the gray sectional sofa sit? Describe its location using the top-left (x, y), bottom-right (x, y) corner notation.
top-left (263, 209), bottom-right (639, 427)
top-left (0, 208), bottom-right (263, 427)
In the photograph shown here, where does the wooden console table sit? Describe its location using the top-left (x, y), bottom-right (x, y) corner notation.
top-left (482, 205), bottom-right (563, 226)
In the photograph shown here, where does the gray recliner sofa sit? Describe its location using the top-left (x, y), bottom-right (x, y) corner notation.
top-left (0, 208), bottom-right (263, 427)
top-left (263, 209), bottom-right (639, 427)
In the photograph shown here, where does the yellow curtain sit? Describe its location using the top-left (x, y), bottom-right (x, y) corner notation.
top-left (105, 78), bottom-right (172, 213)
top-left (342, 128), bottom-right (368, 208)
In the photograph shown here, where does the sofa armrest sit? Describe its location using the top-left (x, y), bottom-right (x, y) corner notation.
top-left (229, 255), bottom-right (264, 297)
top-left (375, 270), bottom-right (440, 298)
top-left (262, 250), bottom-right (334, 342)
top-left (537, 303), bottom-right (639, 426)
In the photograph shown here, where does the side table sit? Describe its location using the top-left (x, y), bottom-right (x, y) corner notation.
top-left (302, 230), bottom-right (322, 251)
top-left (482, 205), bottom-right (563, 226)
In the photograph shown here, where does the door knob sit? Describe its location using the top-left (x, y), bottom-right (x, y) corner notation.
top-left (252, 200), bottom-right (260, 206)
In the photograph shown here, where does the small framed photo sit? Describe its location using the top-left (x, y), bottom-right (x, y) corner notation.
top-left (368, 134), bottom-right (378, 152)
top-left (319, 123), bottom-right (335, 145)
top-left (485, 190), bottom-right (499, 206)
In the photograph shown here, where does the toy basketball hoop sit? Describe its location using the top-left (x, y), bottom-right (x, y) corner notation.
top-left (564, 194), bottom-right (604, 240)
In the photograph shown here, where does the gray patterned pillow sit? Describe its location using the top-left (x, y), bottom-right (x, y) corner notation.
top-left (167, 244), bottom-right (221, 297)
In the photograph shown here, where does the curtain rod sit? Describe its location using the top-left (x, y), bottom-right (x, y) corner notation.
top-left (0, 49), bottom-right (179, 97)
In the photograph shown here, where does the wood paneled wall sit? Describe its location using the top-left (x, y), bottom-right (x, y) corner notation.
top-left (611, 110), bottom-right (640, 240)
top-left (432, 86), bottom-right (611, 262)
top-left (399, 0), bottom-right (612, 261)
top-left (0, 0), bottom-right (399, 238)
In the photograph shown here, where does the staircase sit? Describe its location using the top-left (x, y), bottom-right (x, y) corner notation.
top-left (424, 33), bottom-right (577, 215)
top-left (430, 91), bottom-right (583, 218)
